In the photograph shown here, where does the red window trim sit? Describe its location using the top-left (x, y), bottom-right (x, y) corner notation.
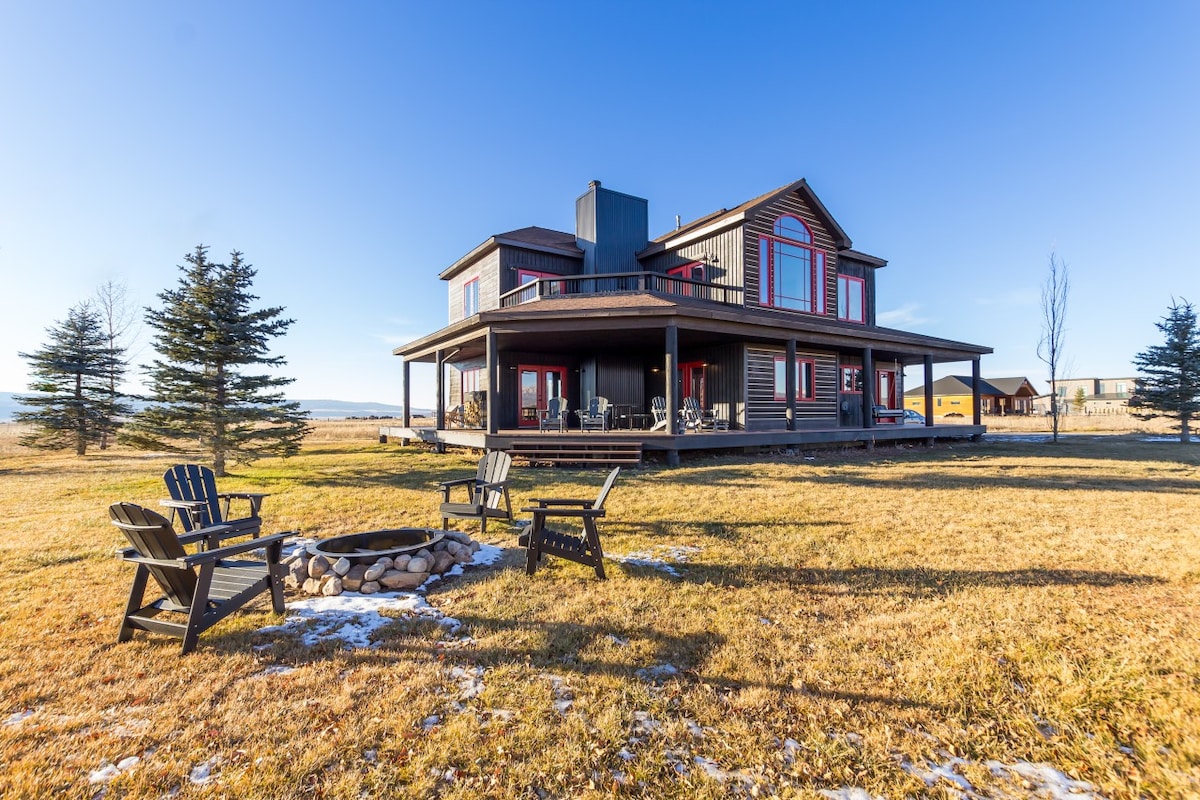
top-left (840, 366), bottom-right (863, 394)
top-left (517, 268), bottom-right (565, 294)
top-left (667, 262), bottom-right (704, 297)
top-left (773, 356), bottom-right (817, 401)
top-left (838, 274), bottom-right (866, 324)
top-left (759, 217), bottom-right (827, 314)
top-left (463, 277), bottom-right (480, 316)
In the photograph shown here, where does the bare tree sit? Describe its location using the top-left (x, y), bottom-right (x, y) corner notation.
top-left (1036, 252), bottom-right (1070, 442)
top-left (94, 280), bottom-right (138, 449)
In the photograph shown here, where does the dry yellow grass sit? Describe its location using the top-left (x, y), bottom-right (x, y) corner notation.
top-left (1, 421), bottom-right (1198, 798)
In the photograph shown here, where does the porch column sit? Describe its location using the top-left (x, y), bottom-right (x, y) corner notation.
top-left (972, 357), bottom-right (982, 426)
top-left (923, 355), bottom-right (934, 427)
top-left (401, 359), bottom-right (411, 428)
top-left (785, 338), bottom-right (797, 431)
top-left (665, 323), bottom-right (680, 466)
top-left (486, 329), bottom-right (498, 435)
top-left (862, 347), bottom-right (875, 428)
top-left (435, 349), bottom-right (445, 430)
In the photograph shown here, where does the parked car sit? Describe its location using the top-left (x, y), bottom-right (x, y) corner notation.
top-left (903, 409), bottom-right (926, 425)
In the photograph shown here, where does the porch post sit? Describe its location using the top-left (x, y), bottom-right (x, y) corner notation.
top-left (486, 329), bottom-right (498, 435)
top-left (785, 339), bottom-right (797, 431)
top-left (972, 357), bottom-right (982, 426)
top-left (435, 349), bottom-right (445, 430)
top-left (399, 359), bottom-right (411, 445)
top-left (862, 347), bottom-right (875, 428)
top-left (923, 355), bottom-right (934, 427)
top-left (665, 323), bottom-right (680, 466)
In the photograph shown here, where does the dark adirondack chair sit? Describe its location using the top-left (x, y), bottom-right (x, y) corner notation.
top-left (649, 396), bottom-right (669, 432)
top-left (439, 450), bottom-right (514, 534)
top-left (577, 396), bottom-right (610, 432)
top-left (162, 464), bottom-right (268, 541)
top-left (109, 502), bottom-right (291, 655)
top-left (521, 466), bottom-right (620, 580)
top-left (539, 397), bottom-right (568, 432)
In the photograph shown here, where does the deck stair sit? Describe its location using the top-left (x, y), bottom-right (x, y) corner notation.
top-left (508, 437), bottom-right (642, 467)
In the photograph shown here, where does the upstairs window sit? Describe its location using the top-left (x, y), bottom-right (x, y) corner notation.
top-left (837, 275), bottom-right (865, 323)
top-left (773, 357), bottom-right (816, 401)
top-left (463, 278), bottom-right (479, 316)
top-left (759, 214), bottom-right (826, 314)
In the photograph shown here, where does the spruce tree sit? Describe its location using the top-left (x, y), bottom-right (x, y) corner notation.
top-left (1130, 299), bottom-right (1200, 444)
top-left (15, 302), bottom-right (131, 455)
top-left (121, 245), bottom-right (311, 475)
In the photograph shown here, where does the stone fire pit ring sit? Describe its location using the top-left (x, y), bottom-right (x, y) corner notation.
top-left (307, 528), bottom-right (445, 566)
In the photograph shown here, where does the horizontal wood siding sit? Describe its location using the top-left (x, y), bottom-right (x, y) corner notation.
top-left (640, 226), bottom-right (744, 290)
top-left (744, 192), bottom-right (838, 316)
top-left (447, 250), bottom-right (501, 322)
top-left (745, 345), bottom-right (839, 431)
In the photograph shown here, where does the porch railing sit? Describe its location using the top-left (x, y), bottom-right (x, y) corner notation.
top-left (498, 272), bottom-right (744, 309)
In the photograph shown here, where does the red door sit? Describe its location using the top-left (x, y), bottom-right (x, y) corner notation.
top-left (518, 365), bottom-right (567, 427)
top-left (876, 369), bottom-right (896, 421)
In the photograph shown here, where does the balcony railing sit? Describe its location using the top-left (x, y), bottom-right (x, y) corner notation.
top-left (498, 271), bottom-right (744, 309)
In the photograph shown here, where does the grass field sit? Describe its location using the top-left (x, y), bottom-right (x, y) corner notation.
top-left (1, 420), bottom-right (1197, 798)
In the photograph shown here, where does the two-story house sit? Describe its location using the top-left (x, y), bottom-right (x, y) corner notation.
top-left (391, 179), bottom-right (991, 464)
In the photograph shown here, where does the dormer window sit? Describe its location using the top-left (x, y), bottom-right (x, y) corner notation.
top-left (759, 215), bottom-right (826, 314)
top-left (837, 275), bottom-right (865, 324)
top-left (463, 278), bottom-right (479, 316)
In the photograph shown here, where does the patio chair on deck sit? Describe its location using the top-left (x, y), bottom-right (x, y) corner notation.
top-left (577, 396), bottom-right (610, 432)
top-left (109, 502), bottom-right (291, 655)
top-left (162, 464), bottom-right (268, 543)
top-left (521, 466), bottom-right (620, 580)
top-left (649, 396), bottom-right (669, 432)
top-left (539, 397), bottom-right (568, 432)
top-left (438, 450), bottom-right (514, 534)
top-left (681, 396), bottom-right (729, 432)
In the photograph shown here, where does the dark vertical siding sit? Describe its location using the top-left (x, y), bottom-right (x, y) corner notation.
top-left (499, 246), bottom-right (582, 293)
top-left (744, 192), bottom-right (838, 315)
top-left (836, 254), bottom-right (880, 326)
top-left (640, 226), bottom-right (744, 290)
top-left (745, 345), bottom-right (839, 431)
top-left (576, 183), bottom-right (649, 275)
top-left (596, 356), bottom-right (646, 409)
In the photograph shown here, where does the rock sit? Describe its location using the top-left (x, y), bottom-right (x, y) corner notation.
top-left (360, 580), bottom-right (381, 594)
top-left (375, 556), bottom-right (394, 570)
top-left (380, 571), bottom-right (428, 590)
top-left (443, 531), bottom-right (471, 545)
top-left (393, 554), bottom-right (411, 570)
top-left (433, 540), bottom-right (447, 551)
top-left (416, 548), bottom-right (432, 562)
top-left (322, 577), bottom-right (343, 596)
top-left (287, 560), bottom-right (307, 587)
top-left (432, 551), bottom-right (455, 574)
top-left (453, 547), bottom-right (474, 564)
top-left (282, 551), bottom-right (302, 566)
top-left (469, 541), bottom-right (481, 554)
top-left (407, 556), bottom-right (430, 573)
top-left (363, 562), bottom-right (387, 582)
top-left (303, 577), bottom-right (323, 595)
top-left (332, 557), bottom-right (352, 577)
top-left (308, 555), bottom-right (331, 579)
top-left (340, 564), bottom-right (368, 592)
top-left (444, 541), bottom-right (462, 558)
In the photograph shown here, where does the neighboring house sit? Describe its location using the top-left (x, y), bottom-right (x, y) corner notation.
top-left (904, 375), bottom-right (1038, 416)
top-left (1034, 377), bottom-right (1139, 415)
top-left (392, 179), bottom-right (992, 463)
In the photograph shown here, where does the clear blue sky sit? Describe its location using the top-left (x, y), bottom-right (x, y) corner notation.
top-left (3, 2), bottom-right (1198, 409)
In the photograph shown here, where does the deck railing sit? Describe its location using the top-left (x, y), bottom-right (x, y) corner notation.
top-left (498, 272), bottom-right (744, 309)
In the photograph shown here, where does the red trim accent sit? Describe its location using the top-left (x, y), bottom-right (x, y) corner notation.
top-left (759, 224), bottom-right (827, 314)
top-left (463, 278), bottom-right (480, 316)
top-left (679, 361), bottom-right (705, 407)
top-left (840, 366), bottom-right (863, 394)
top-left (517, 364), bottom-right (567, 427)
top-left (838, 275), bottom-right (866, 323)
top-left (667, 262), bottom-right (704, 297)
top-left (517, 269), bottom-right (565, 295)
top-left (773, 356), bottom-right (817, 401)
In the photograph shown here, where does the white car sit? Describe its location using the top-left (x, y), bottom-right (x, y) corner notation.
top-left (903, 409), bottom-right (926, 425)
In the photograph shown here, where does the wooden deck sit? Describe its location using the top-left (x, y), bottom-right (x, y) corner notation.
top-left (379, 422), bottom-right (985, 466)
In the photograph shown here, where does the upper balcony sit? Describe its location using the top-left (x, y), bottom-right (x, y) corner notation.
top-left (498, 271), bottom-right (744, 309)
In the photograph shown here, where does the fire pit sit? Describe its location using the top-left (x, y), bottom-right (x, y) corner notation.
top-left (307, 528), bottom-right (444, 566)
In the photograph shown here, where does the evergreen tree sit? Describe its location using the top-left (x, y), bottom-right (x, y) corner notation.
top-left (1130, 299), bottom-right (1200, 443)
top-left (15, 302), bottom-right (131, 455)
top-left (121, 245), bottom-right (311, 475)
top-left (1072, 386), bottom-right (1087, 414)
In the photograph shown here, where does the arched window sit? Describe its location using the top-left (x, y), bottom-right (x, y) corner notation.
top-left (759, 214), bottom-right (825, 314)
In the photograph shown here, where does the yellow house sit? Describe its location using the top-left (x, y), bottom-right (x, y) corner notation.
top-left (905, 376), bottom-right (1038, 417)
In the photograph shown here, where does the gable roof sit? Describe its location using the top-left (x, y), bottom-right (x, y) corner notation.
top-left (440, 226), bottom-right (582, 280)
top-left (639, 178), bottom-right (857, 257)
top-left (905, 375), bottom-right (1006, 397)
top-left (987, 377), bottom-right (1039, 397)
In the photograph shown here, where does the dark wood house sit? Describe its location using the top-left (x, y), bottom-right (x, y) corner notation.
top-left (389, 179), bottom-right (992, 464)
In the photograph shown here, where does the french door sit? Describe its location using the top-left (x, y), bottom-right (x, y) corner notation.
top-left (679, 361), bottom-right (706, 407)
top-left (518, 365), bottom-right (567, 427)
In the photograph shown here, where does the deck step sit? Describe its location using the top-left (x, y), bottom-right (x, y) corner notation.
top-left (508, 439), bottom-right (642, 467)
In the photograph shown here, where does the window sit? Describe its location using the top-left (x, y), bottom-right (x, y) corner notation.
top-left (759, 215), bottom-right (826, 314)
top-left (841, 366), bottom-right (862, 393)
top-left (463, 278), bottom-right (479, 316)
top-left (837, 275), bottom-right (865, 323)
top-left (517, 269), bottom-right (564, 295)
top-left (667, 262), bottom-right (705, 297)
top-left (460, 367), bottom-right (481, 403)
top-left (774, 357), bottom-right (816, 401)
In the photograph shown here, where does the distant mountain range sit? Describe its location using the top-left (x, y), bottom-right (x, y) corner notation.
top-left (0, 393), bottom-right (428, 422)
